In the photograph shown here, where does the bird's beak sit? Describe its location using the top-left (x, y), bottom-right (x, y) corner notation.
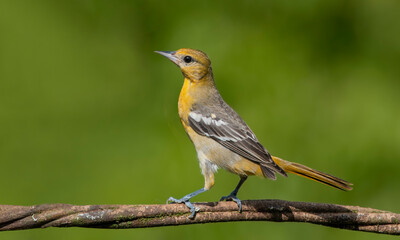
top-left (154, 51), bottom-right (180, 65)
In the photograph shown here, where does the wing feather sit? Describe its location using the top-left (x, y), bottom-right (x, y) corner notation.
top-left (188, 112), bottom-right (287, 178)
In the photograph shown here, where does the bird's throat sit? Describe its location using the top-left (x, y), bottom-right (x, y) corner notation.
top-left (178, 78), bottom-right (194, 124)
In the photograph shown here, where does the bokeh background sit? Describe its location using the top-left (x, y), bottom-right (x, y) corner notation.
top-left (1, 0), bottom-right (399, 239)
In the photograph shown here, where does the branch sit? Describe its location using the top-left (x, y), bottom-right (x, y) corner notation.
top-left (0, 200), bottom-right (399, 235)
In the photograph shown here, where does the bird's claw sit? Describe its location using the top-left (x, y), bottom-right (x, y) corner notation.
top-left (167, 196), bottom-right (199, 219)
top-left (166, 197), bottom-right (181, 204)
top-left (220, 194), bottom-right (242, 213)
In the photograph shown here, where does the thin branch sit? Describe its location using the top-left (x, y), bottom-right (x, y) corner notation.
top-left (0, 200), bottom-right (399, 235)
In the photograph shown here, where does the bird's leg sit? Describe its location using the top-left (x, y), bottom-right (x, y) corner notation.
top-left (220, 176), bottom-right (247, 212)
top-left (168, 159), bottom-right (215, 219)
top-left (167, 188), bottom-right (207, 219)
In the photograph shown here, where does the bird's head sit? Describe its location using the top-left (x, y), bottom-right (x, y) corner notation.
top-left (155, 48), bottom-right (212, 81)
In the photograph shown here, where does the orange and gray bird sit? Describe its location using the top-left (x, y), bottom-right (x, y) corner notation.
top-left (155, 48), bottom-right (353, 218)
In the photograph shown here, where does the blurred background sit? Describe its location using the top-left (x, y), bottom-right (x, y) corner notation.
top-left (0, 0), bottom-right (399, 239)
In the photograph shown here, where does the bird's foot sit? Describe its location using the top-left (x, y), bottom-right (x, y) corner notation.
top-left (220, 194), bottom-right (242, 213)
top-left (167, 197), bottom-right (199, 219)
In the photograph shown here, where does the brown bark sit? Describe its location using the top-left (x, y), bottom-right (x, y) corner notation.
top-left (0, 200), bottom-right (398, 235)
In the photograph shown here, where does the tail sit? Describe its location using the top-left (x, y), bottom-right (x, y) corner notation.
top-left (272, 156), bottom-right (353, 191)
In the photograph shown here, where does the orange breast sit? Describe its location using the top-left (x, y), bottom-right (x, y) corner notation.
top-left (178, 78), bottom-right (193, 127)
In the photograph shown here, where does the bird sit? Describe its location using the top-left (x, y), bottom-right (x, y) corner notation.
top-left (155, 48), bottom-right (353, 219)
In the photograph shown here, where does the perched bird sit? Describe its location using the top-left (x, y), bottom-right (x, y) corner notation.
top-left (155, 48), bottom-right (353, 219)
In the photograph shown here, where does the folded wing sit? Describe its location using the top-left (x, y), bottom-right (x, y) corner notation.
top-left (188, 111), bottom-right (287, 179)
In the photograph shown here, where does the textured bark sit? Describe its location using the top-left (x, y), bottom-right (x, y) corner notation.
top-left (0, 200), bottom-right (399, 235)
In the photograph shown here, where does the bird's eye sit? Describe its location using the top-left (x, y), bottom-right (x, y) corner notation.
top-left (183, 56), bottom-right (193, 63)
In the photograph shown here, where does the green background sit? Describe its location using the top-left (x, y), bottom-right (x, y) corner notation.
top-left (1, 0), bottom-right (399, 239)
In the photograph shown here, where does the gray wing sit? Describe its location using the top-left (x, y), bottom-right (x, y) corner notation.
top-left (188, 111), bottom-right (287, 179)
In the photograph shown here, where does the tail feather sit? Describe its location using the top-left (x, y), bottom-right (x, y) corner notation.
top-left (272, 156), bottom-right (353, 191)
